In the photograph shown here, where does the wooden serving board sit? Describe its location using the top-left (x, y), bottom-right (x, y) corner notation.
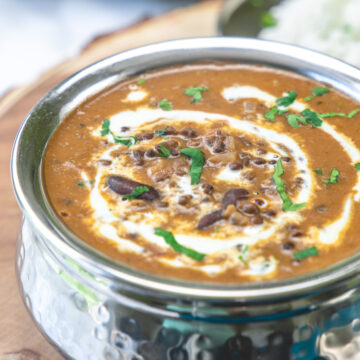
top-left (0, 1), bottom-right (222, 358)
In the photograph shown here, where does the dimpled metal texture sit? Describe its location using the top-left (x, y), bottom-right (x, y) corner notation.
top-left (16, 218), bottom-right (360, 360)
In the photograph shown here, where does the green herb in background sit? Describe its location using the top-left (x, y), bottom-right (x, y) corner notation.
top-left (261, 11), bottom-right (277, 28)
top-left (123, 186), bottom-right (149, 200)
top-left (272, 159), bottom-right (306, 211)
top-left (322, 168), bottom-right (339, 184)
top-left (184, 86), bottom-right (209, 103)
top-left (159, 99), bottom-right (173, 111)
top-left (180, 148), bottom-right (204, 185)
top-left (355, 163), bottom-right (360, 171)
top-left (314, 169), bottom-right (323, 175)
top-left (304, 87), bottom-right (330, 101)
top-left (154, 227), bottom-right (205, 261)
top-left (294, 246), bottom-right (319, 260)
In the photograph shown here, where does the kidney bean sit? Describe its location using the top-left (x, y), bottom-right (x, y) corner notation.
top-left (229, 162), bottom-right (243, 171)
top-left (121, 126), bottom-right (130, 132)
top-left (281, 157), bottom-right (292, 163)
top-left (244, 101), bottom-right (256, 112)
top-left (107, 175), bottom-right (160, 201)
top-left (178, 195), bottom-right (193, 206)
top-left (229, 212), bottom-right (246, 226)
top-left (316, 205), bottom-right (327, 212)
top-left (181, 127), bottom-right (197, 138)
top-left (251, 215), bottom-right (263, 225)
top-left (97, 159), bottom-right (112, 166)
top-left (152, 168), bottom-right (173, 182)
top-left (282, 242), bottom-right (295, 250)
top-left (239, 202), bottom-right (259, 215)
top-left (201, 183), bottom-right (214, 195)
top-left (222, 188), bottom-right (249, 208)
top-left (137, 132), bottom-right (154, 141)
top-left (239, 137), bottom-right (252, 147)
top-left (262, 210), bottom-right (276, 218)
top-left (197, 210), bottom-right (223, 229)
top-left (164, 126), bottom-right (177, 135)
top-left (252, 157), bottom-right (266, 166)
top-left (145, 149), bottom-right (157, 158)
top-left (212, 137), bottom-right (226, 153)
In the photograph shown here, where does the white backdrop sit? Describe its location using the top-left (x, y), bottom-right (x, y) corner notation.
top-left (0, 0), bottom-right (198, 95)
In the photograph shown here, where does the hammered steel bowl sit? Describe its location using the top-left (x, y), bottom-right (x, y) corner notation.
top-left (11, 37), bottom-right (360, 360)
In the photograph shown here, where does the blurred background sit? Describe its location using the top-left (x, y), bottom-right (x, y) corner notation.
top-left (0, 0), bottom-right (199, 96)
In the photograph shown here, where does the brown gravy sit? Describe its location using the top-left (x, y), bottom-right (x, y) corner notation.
top-left (44, 63), bottom-right (360, 283)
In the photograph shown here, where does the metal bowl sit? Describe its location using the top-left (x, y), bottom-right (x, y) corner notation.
top-left (11, 37), bottom-right (360, 359)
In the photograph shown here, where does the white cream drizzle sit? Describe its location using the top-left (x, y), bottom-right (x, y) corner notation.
top-left (82, 85), bottom-right (360, 275)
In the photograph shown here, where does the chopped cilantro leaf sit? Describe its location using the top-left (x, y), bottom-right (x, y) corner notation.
top-left (272, 159), bottom-right (306, 211)
top-left (264, 107), bottom-right (279, 122)
top-left (137, 78), bottom-right (146, 85)
top-left (113, 135), bottom-right (138, 148)
top-left (276, 91), bottom-right (297, 107)
top-left (348, 109), bottom-right (360, 118)
top-left (101, 118), bottom-right (110, 136)
top-left (158, 145), bottom-right (171, 158)
top-left (294, 246), bottom-right (319, 260)
top-left (184, 86), bottom-right (208, 103)
top-left (123, 186), bottom-right (149, 200)
top-left (159, 99), bottom-right (172, 111)
top-left (319, 109), bottom-right (360, 118)
top-left (286, 114), bottom-right (306, 128)
top-left (155, 227), bottom-right (205, 261)
top-left (238, 245), bottom-right (249, 265)
top-left (76, 180), bottom-right (94, 187)
top-left (314, 169), bottom-right (323, 175)
top-left (304, 87), bottom-right (330, 101)
top-left (323, 168), bottom-right (339, 184)
top-left (355, 163), bottom-right (360, 171)
top-left (155, 126), bottom-right (169, 137)
top-left (261, 11), bottom-right (277, 28)
top-left (180, 148), bottom-right (204, 185)
top-left (301, 109), bottom-right (323, 127)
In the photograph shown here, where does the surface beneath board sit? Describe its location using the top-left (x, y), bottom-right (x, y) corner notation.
top-left (0, 1), bottom-right (222, 358)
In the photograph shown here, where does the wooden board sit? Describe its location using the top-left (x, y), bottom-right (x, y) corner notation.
top-left (0, 1), bottom-right (222, 358)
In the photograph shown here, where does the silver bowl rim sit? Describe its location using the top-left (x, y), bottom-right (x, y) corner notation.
top-left (11, 37), bottom-right (360, 300)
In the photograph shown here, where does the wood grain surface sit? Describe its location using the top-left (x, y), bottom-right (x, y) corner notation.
top-left (0, 1), bottom-right (222, 358)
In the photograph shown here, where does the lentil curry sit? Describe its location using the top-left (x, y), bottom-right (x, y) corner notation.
top-left (44, 63), bottom-right (360, 283)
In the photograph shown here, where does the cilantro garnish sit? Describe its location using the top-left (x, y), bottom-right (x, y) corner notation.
top-left (322, 168), bottom-right (339, 184)
top-left (76, 180), bottom-right (94, 187)
top-left (272, 159), bottom-right (306, 211)
top-left (154, 227), bottom-right (205, 261)
top-left (261, 11), bottom-right (277, 28)
top-left (265, 107), bottom-right (288, 122)
top-left (180, 148), bottom-right (204, 185)
top-left (304, 87), bottom-right (330, 102)
top-left (319, 109), bottom-right (360, 118)
top-left (294, 246), bottom-right (319, 260)
top-left (250, 0), bottom-right (264, 7)
top-left (100, 119), bottom-right (137, 147)
top-left (184, 86), bottom-right (208, 103)
top-left (314, 169), bottom-right (323, 175)
top-left (286, 114), bottom-right (307, 128)
top-left (159, 99), bottom-right (173, 111)
top-left (238, 245), bottom-right (249, 265)
top-left (355, 163), bottom-right (360, 171)
top-left (158, 145), bottom-right (171, 158)
top-left (276, 91), bottom-right (297, 107)
top-left (113, 135), bottom-right (138, 148)
top-left (137, 78), bottom-right (146, 85)
top-left (123, 186), bottom-right (149, 200)
top-left (155, 126), bottom-right (169, 137)
top-left (301, 109), bottom-right (323, 127)
top-left (101, 118), bottom-right (110, 136)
